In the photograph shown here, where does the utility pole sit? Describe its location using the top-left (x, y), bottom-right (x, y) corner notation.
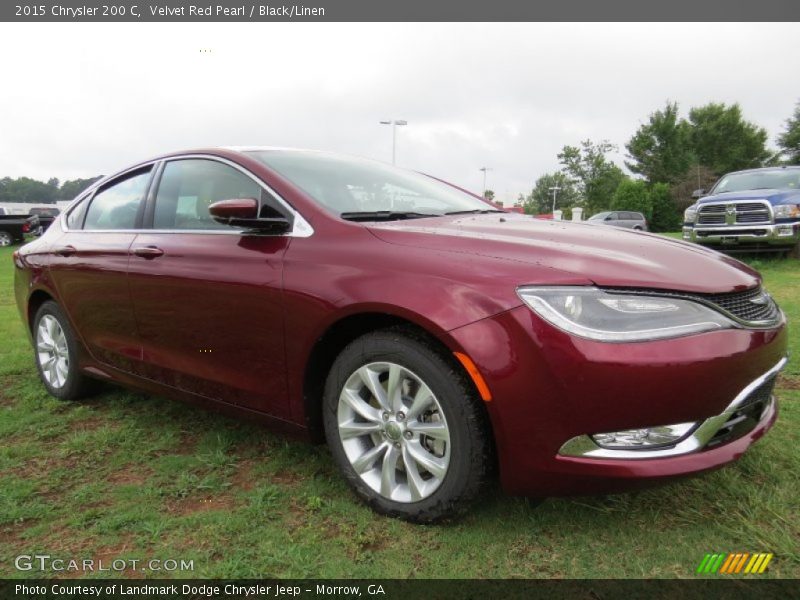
top-left (549, 186), bottom-right (561, 214)
top-left (479, 167), bottom-right (493, 197)
top-left (379, 120), bottom-right (407, 165)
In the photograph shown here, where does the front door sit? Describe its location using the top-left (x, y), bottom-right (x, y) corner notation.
top-left (126, 158), bottom-right (291, 417)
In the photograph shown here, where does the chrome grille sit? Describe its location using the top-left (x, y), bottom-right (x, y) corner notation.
top-left (697, 204), bottom-right (725, 224)
top-left (697, 286), bottom-right (780, 324)
top-left (697, 201), bottom-right (771, 225)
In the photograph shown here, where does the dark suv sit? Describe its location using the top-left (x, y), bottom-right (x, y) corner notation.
top-left (588, 211), bottom-right (648, 231)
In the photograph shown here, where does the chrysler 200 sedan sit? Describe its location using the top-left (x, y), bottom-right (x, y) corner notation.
top-left (14, 148), bottom-right (788, 522)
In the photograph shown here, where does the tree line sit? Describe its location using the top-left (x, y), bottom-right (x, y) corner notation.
top-left (0, 175), bottom-right (103, 205)
top-left (520, 99), bottom-right (800, 231)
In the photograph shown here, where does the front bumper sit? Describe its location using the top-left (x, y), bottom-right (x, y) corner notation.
top-left (683, 221), bottom-right (800, 250)
top-left (449, 305), bottom-right (788, 497)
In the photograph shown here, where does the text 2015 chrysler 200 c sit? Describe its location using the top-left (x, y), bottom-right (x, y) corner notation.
top-left (13, 148), bottom-right (788, 522)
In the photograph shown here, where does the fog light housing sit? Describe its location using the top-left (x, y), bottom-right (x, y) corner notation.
top-left (776, 226), bottom-right (794, 237)
top-left (591, 422), bottom-right (697, 450)
top-left (682, 228), bottom-right (692, 240)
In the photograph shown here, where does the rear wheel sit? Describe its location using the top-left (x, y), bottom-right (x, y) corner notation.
top-left (0, 231), bottom-right (12, 246)
top-left (33, 301), bottom-right (95, 401)
top-left (323, 329), bottom-right (492, 522)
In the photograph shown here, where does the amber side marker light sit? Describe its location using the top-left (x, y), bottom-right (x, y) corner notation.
top-left (453, 351), bottom-right (493, 402)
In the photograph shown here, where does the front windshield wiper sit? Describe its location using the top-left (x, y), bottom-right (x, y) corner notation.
top-left (340, 211), bottom-right (440, 222)
top-left (444, 209), bottom-right (505, 215)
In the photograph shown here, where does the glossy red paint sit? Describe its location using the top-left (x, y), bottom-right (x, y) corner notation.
top-left (13, 147), bottom-right (788, 499)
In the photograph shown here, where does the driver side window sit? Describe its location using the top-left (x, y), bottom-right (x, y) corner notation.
top-left (153, 159), bottom-right (281, 230)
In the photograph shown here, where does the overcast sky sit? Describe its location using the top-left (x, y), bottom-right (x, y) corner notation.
top-left (1, 22), bottom-right (799, 203)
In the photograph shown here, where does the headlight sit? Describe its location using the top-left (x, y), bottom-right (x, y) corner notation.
top-left (592, 422), bottom-right (697, 449)
top-left (516, 287), bottom-right (737, 342)
top-left (684, 205), bottom-right (698, 222)
top-left (773, 204), bottom-right (800, 219)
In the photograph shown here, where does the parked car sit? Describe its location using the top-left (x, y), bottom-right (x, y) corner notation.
top-left (0, 213), bottom-right (39, 246)
top-left (588, 210), bottom-right (648, 231)
top-left (683, 166), bottom-right (800, 255)
top-left (13, 148), bottom-right (787, 522)
top-left (28, 206), bottom-right (61, 233)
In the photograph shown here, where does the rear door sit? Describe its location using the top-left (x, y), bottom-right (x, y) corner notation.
top-left (48, 166), bottom-right (153, 372)
top-left (126, 157), bottom-right (292, 417)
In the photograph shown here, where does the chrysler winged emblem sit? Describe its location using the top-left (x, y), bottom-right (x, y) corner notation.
top-left (750, 292), bottom-right (770, 306)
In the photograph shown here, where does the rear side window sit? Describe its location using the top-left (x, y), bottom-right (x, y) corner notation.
top-left (153, 159), bottom-right (279, 230)
top-left (83, 169), bottom-right (151, 230)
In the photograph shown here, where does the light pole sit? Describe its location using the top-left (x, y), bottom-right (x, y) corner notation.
top-left (549, 185), bottom-right (561, 214)
top-left (479, 167), bottom-right (493, 197)
top-left (379, 119), bottom-right (407, 165)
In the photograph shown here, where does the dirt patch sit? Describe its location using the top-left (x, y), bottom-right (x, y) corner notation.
top-left (106, 466), bottom-right (154, 487)
top-left (0, 521), bottom-right (31, 547)
top-left (165, 494), bottom-right (238, 516)
top-left (230, 459), bottom-right (257, 491)
top-left (271, 469), bottom-right (304, 486)
top-left (777, 374), bottom-right (800, 391)
top-left (66, 416), bottom-right (108, 433)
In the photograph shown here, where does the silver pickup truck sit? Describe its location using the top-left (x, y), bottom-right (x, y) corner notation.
top-left (682, 166), bottom-right (800, 256)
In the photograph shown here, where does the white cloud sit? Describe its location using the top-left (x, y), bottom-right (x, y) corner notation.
top-left (1, 22), bottom-right (798, 203)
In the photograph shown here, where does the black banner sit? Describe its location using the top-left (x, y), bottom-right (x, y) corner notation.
top-left (2, 579), bottom-right (799, 600)
top-left (3, 0), bottom-right (800, 22)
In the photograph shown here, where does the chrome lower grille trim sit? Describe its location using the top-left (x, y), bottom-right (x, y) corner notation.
top-left (558, 357), bottom-right (786, 459)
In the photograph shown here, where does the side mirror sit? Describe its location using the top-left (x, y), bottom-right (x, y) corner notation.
top-left (691, 189), bottom-right (706, 199)
top-left (208, 198), bottom-right (291, 234)
top-left (604, 215), bottom-right (613, 221)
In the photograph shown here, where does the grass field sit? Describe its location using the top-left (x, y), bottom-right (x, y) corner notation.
top-left (0, 243), bottom-right (798, 579)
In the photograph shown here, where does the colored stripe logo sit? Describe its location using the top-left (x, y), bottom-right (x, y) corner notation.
top-left (696, 552), bottom-right (773, 574)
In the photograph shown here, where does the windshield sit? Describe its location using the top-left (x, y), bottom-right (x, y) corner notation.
top-left (249, 150), bottom-right (495, 219)
top-left (712, 169), bottom-right (800, 195)
top-left (589, 212), bottom-right (611, 220)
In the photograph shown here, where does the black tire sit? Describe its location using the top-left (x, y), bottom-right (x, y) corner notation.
top-left (32, 301), bottom-right (95, 401)
top-left (633, 226), bottom-right (643, 231)
top-left (323, 328), bottom-right (493, 523)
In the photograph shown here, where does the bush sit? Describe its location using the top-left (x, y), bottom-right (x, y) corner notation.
top-left (649, 183), bottom-right (681, 232)
top-left (611, 179), bottom-right (651, 218)
top-left (610, 179), bottom-right (681, 232)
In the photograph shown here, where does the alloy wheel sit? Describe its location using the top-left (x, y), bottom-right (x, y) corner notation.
top-left (36, 314), bottom-right (70, 389)
top-left (0, 232), bottom-right (11, 247)
top-left (337, 362), bottom-right (451, 503)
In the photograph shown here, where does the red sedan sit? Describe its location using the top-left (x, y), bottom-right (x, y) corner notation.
top-left (13, 148), bottom-right (788, 522)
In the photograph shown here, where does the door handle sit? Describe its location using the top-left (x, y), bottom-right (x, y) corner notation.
top-left (132, 246), bottom-right (164, 259)
top-left (53, 245), bottom-right (76, 257)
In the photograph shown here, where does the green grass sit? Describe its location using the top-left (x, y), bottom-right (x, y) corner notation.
top-left (0, 243), bottom-right (798, 579)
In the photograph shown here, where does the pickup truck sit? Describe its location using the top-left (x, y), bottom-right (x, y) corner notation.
top-left (682, 166), bottom-right (800, 256)
top-left (28, 206), bottom-right (60, 233)
top-left (0, 213), bottom-right (39, 246)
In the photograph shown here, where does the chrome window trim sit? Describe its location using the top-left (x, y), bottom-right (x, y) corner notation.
top-left (61, 154), bottom-right (314, 238)
top-left (558, 356), bottom-right (787, 459)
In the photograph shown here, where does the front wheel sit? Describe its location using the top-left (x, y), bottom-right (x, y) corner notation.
top-left (0, 231), bottom-right (12, 246)
top-left (323, 329), bottom-right (492, 522)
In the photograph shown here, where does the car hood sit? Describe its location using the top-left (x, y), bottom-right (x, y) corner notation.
top-left (368, 214), bottom-right (760, 294)
top-left (698, 189), bottom-right (800, 204)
